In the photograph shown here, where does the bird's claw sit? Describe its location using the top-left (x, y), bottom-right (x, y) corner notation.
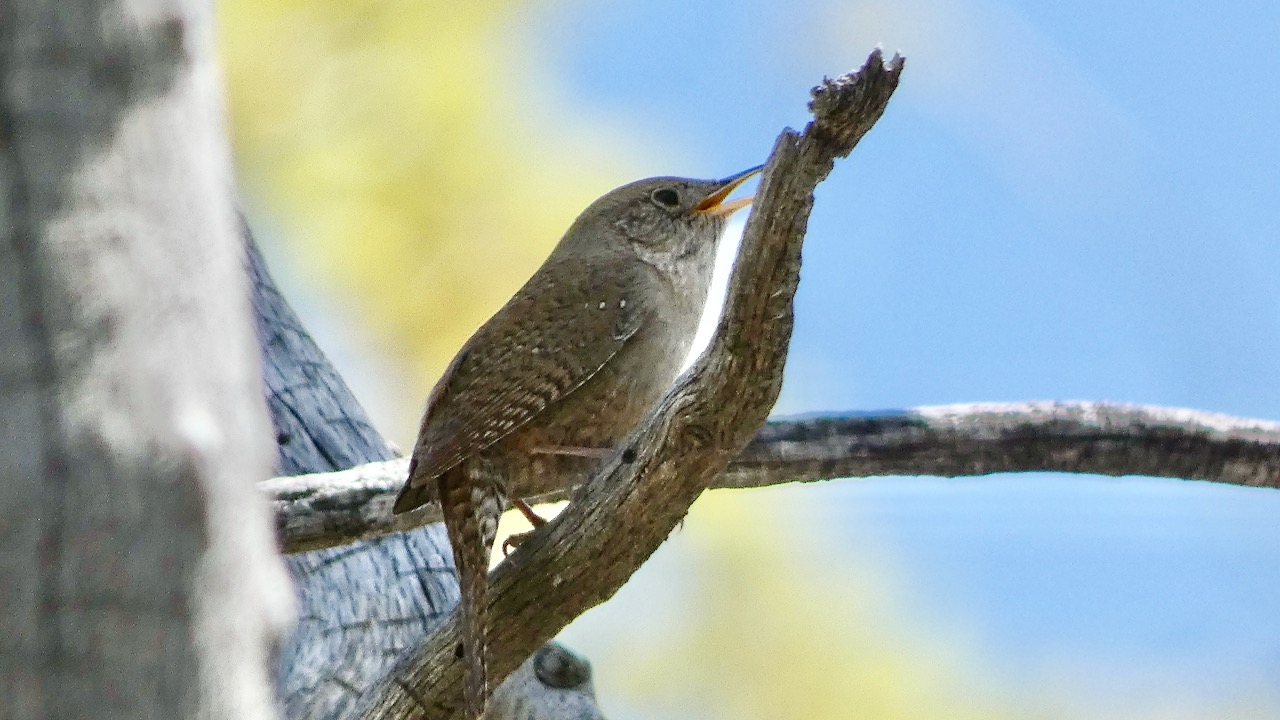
top-left (502, 530), bottom-right (537, 556)
top-left (502, 498), bottom-right (551, 556)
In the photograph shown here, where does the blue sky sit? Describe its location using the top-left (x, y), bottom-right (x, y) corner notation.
top-left (529, 0), bottom-right (1280, 414)
top-left (511, 0), bottom-right (1280, 715)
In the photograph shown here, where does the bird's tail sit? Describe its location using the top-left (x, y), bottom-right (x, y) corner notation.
top-left (439, 462), bottom-right (504, 719)
top-left (393, 456), bottom-right (444, 515)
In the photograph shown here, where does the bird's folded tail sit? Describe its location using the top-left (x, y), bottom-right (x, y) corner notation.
top-left (439, 463), bottom-right (504, 719)
top-left (393, 457), bottom-right (438, 514)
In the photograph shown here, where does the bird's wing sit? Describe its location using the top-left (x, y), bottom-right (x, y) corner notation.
top-left (402, 255), bottom-right (652, 492)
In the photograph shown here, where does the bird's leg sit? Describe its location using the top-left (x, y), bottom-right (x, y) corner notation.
top-left (529, 444), bottom-right (612, 460)
top-left (501, 446), bottom-right (611, 555)
top-left (501, 498), bottom-right (549, 556)
top-left (511, 497), bottom-right (549, 527)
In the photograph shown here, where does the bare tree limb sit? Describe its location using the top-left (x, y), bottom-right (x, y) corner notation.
top-left (348, 49), bottom-right (906, 720)
top-left (266, 401), bottom-right (1280, 553)
top-left (724, 401), bottom-right (1280, 489)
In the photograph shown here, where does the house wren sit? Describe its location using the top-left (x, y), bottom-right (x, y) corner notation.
top-left (393, 165), bottom-right (762, 719)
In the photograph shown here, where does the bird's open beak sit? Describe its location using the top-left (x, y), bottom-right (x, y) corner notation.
top-left (693, 164), bottom-right (764, 217)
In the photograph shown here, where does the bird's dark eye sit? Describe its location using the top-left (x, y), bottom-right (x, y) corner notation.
top-left (650, 188), bottom-right (680, 208)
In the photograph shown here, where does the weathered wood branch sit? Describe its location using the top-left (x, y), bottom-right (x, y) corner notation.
top-left (264, 401), bottom-right (1280, 552)
top-left (723, 402), bottom-right (1280, 489)
top-left (348, 50), bottom-right (906, 720)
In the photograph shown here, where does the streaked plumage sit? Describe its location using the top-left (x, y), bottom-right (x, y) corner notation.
top-left (394, 167), bottom-right (761, 719)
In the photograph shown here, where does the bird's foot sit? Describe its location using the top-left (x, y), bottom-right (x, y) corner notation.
top-left (502, 498), bottom-right (549, 555)
top-left (501, 530), bottom-right (535, 556)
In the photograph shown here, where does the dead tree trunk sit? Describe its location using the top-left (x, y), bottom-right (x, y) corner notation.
top-left (0, 1), bottom-right (293, 718)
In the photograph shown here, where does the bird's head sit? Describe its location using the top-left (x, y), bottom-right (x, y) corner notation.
top-left (558, 165), bottom-right (763, 268)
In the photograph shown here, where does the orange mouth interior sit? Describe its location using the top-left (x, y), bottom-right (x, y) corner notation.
top-left (693, 165), bottom-right (763, 217)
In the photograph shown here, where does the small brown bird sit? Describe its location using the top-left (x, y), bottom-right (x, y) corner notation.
top-left (393, 165), bottom-right (761, 718)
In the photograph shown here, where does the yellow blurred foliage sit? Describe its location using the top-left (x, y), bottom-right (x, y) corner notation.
top-left (217, 0), bottom-right (631, 438)
top-left (596, 489), bottom-right (1024, 720)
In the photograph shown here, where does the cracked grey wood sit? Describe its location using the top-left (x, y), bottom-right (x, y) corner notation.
top-left (0, 2), bottom-right (292, 718)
